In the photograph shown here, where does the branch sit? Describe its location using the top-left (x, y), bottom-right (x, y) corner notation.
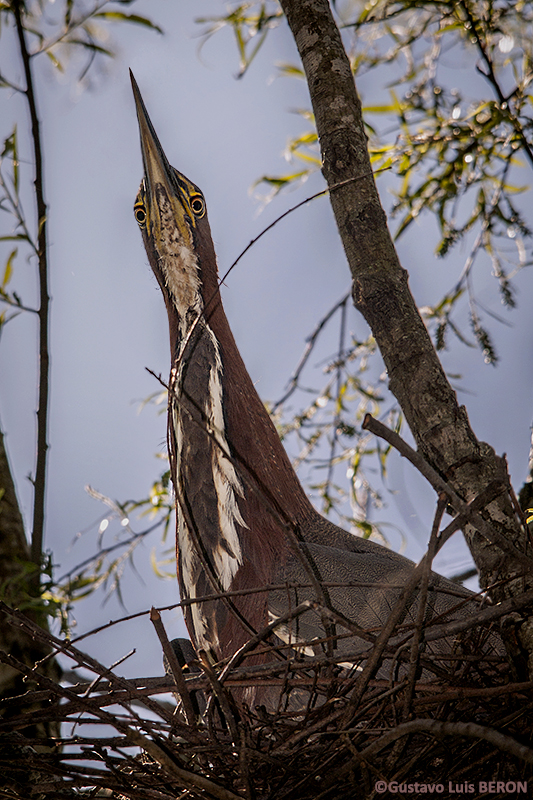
top-left (355, 718), bottom-right (533, 765)
top-left (150, 606), bottom-right (197, 727)
top-left (272, 290), bottom-right (351, 412)
top-left (324, 293), bottom-right (347, 498)
top-left (278, 0), bottom-right (533, 675)
top-left (423, 587), bottom-right (533, 645)
top-left (13, 2), bottom-right (50, 597)
top-left (459, 0), bottom-right (533, 170)
top-left (56, 515), bottom-right (167, 583)
top-left (362, 414), bottom-right (533, 572)
top-left (402, 493), bottom-right (447, 719)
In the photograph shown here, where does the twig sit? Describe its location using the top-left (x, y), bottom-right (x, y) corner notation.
top-left (0, 165), bottom-right (39, 255)
top-left (67, 573), bottom-right (466, 648)
top-left (402, 493), bottom-right (447, 719)
top-left (0, 602), bottom-right (175, 725)
top-left (173, 169), bottom-right (389, 397)
top-left (83, 648), bottom-right (136, 698)
top-left (411, 679), bottom-right (533, 708)
top-left (13, 1), bottom-right (50, 596)
top-left (324, 293), bottom-right (348, 498)
top-left (338, 479), bottom-right (511, 726)
top-left (239, 723), bottom-right (252, 800)
top-left (217, 600), bottom-right (318, 683)
top-left (422, 587), bottom-right (533, 644)
top-left (145, 366), bottom-right (169, 390)
top-left (362, 413), bottom-right (533, 571)
top-left (339, 553), bottom-right (437, 727)
top-left (150, 606), bottom-right (197, 727)
top-left (356, 718), bottom-right (533, 765)
top-left (459, 1), bottom-right (533, 170)
top-left (56, 516), bottom-right (167, 584)
top-left (0, 292), bottom-right (38, 314)
top-left (272, 291), bottom-right (351, 412)
top-left (218, 172), bottom-right (387, 291)
top-left (198, 650), bottom-right (240, 746)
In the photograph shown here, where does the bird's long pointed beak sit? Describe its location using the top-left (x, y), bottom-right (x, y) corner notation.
top-left (130, 69), bottom-right (174, 205)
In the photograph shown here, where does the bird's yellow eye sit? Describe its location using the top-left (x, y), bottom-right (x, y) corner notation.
top-left (190, 195), bottom-right (205, 217)
top-left (134, 203), bottom-right (147, 227)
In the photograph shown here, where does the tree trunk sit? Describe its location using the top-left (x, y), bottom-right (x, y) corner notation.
top-left (279, 0), bottom-right (533, 675)
top-left (0, 428), bottom-right (60, 740)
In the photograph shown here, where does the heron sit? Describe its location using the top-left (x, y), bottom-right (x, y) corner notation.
top-left (130, 73), bottom-right (503, 706)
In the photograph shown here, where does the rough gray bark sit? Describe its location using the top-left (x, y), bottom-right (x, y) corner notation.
top-left (0, 429), bottom-right (60, 738)
top-left (0, 429), bottom-right (32, 699)
top-left (279, 0), bottom-right (533, 674)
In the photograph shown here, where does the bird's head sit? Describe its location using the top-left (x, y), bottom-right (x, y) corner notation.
top-left (131, 71), bottom-right (219, 336)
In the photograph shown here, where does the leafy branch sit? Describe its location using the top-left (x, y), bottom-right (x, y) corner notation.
top-left (204, 1), bottom-right (533, 363)
top-left (0, 0), bottom-right (163, 611)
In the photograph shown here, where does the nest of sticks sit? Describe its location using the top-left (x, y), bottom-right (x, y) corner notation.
top-left (1, 587), bottom-right (533, 800)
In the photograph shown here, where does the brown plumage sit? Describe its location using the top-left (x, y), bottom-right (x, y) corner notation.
top-left (131, 73), bottom-right (504, 706)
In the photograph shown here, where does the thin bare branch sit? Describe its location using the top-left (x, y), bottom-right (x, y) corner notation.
top-left (356, 718), bottom-right (533, 765)
top-left (150, 606), bottom-right (197, 727)
top-left (13, 2), bottom-right (50, 596)
top-left (363, 414), bottom-right (533, 571)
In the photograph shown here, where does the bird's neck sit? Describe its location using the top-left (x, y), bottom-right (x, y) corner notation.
top-left (172, 294), bottom-right (313, 529)
top-left (167, 290), bottom-right (314, 656)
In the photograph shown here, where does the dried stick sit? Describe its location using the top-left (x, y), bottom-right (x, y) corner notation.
top-left (362, 414), bottom-right (533, 570)
top-left (402, 493), bottom-right (447, 719)
top-left (356, 718), bottom-right (533, 765)
top-left (217, 600), bottom-right (317, 683)
top-left (422, 587), bottom-right (533, 644)
top-left (0, 602), bottom-right (174, 726)
top-left (412, 679), bottom-right (533, 709)
top-left (149, 606), bottom-right (197, 727)
top-left (338, 479), bottom-right (510, 727)
top-left (272, 290), bottom-right (351, 412)
top-left (198, 650), bottom-right (240, 745)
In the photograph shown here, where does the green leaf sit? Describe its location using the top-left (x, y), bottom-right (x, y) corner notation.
top-left (253, 170), bottom-right (310, 189)
top-left (2, 248), bottom-right (16, 289)
top-left (46, 51), bottom-right (64, 72)
top-left (363, 103), bottom-right (399, 114)
top-left (66, 39), bottom-right (114, 57)
top-left (1, 126), bottom-right (18, 194)
top-left (355, 520), bottom-right (374, 539)
top-left (501, 182), bottom-right (529, 195)
top-left (394, 210), bottom-right (415, 238)
top-left (65, 0), bottom-right (74, 28)
top-left (0, 234), bottom-right (30, 243)
top-left (93, 12), bottom-right (163, 34)
top-left (277, 62), bottom-right (305, 78)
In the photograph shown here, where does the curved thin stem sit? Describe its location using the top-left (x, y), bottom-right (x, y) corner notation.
top-left (460, 0), bottom-right (533, 170)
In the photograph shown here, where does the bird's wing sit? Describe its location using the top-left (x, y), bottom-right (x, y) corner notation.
top-left (268, 540), bottom-right (496, 671)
